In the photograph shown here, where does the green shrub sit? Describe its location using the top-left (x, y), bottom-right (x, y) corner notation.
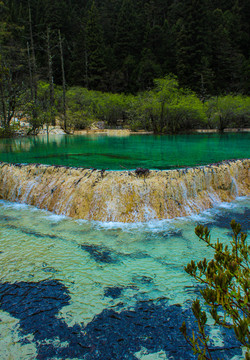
top-left (181, 220), bottom-right (250, 359)
top-left (0, 126), bottom-right (15, 138)
top-left (205, 95), bottom-right (250, 131)
top-left (128, 76), bottom-right (206, 133)
top-left (66, 87), bottom-right (132, 129)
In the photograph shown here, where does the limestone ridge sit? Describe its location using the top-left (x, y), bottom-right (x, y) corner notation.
top-left (0, 160), bottom-right (249, 222)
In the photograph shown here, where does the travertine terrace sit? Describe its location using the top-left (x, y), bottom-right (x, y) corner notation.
top-left (0, 159), bottom-right (249, 222)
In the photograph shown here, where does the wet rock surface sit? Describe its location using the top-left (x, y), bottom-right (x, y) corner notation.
top-left (0, 159), bottom-right (249, 222)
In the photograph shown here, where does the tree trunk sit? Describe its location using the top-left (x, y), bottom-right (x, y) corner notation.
top-left (46, 27), bottom-right (55, 126)
top-left (27, 42), bottom-right (34, 100)
top-left (28, 1), bottom-right (37, 104)
top-left (59, 30), bottom-right (67, 130)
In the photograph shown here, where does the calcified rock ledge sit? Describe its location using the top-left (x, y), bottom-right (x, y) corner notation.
top-left (0, 160), bottom-right (249, 222)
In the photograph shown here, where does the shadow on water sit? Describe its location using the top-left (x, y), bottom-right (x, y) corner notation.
top-left (0, 280), bottom-right (242, 360)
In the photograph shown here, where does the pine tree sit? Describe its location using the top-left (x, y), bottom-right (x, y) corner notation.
top-left (1, 0), bottom-right (250, 95)
top-left (136, 48), bottom-right (162, 90)
top-left (114, 0), bottom-right (143, 92)
top-left (0, 0), bottom-right (25, 131)
top-left (85, 1), bottom-right (106, 90)
top-left (211, 9), bottom-right (235, 94)
top-left (175, 0), bottom-right (213, 95)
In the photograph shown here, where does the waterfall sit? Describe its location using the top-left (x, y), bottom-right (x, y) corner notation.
top-left (0, 159), bottom-right (249, 222)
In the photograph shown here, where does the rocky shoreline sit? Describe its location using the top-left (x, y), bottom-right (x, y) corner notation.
top-left (7, 120), bottom-right (250, 138)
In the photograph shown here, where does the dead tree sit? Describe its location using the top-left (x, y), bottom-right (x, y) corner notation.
top-left (58, 29), bottom-right (67, 131)
top-left (46, 26), bottom-right (55, 127)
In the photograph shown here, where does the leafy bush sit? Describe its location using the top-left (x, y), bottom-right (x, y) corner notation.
top-left (128, 75), bottom-right (206, 133)
top-left (65, 87), bottom-right (132, 129)
top-left (15, 78), bottom-right (250, 135)
top-left (205, 95), bottom-right (250, 131)
top-left (19, 81), bottom-right (61, 133)
top-left (181, 220), bottom-right (249, 359)
top-left (0, 126), bottom-right (15, 138)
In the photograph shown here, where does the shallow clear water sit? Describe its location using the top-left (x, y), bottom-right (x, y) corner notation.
top-left (0, 133), bottom-right (249, 169)
top-left (0, 197), bottom-right (249, 359)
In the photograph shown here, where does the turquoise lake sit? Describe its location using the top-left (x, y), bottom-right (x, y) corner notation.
top-left (0, 132), bottom-right (249, 169)
top-left (0, 133), bottom-right (249, 359)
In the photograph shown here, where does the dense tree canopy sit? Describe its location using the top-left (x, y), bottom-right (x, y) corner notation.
top-left (2, 0), bottom-right (250, 95)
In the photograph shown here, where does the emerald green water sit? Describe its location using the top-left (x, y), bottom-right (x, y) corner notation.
top-left (0, 132), bottom-right (249, 358)
top-left (0, 133), bottom-right (249, 169)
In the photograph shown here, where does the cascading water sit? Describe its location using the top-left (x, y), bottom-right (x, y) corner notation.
top-left (0, 159), bottom-right (249, 222)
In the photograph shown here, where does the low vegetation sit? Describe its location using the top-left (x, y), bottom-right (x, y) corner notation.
top-left (1, 76), bottom-right (249, 137)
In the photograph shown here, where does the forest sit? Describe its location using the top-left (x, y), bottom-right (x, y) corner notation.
top-left (0, 0), bottom-right (250, 135)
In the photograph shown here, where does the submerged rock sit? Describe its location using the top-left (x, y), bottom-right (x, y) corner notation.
top-left (0, 280), bottom-right (242, 359)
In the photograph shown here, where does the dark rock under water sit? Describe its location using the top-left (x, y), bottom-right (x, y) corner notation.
top-left (0, 279), bottom-right (242, 360)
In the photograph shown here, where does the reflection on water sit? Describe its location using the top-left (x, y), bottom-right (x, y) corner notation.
top-left (0, 197), bottom-right (249, 359)
top-left (0, 133), bottom-right (250, 169)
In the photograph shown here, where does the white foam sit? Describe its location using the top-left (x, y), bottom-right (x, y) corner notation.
top-left (0, 196), bottom-right (249, 233)
top-left (217, 201), bottom-right (236, 210)
top-left (0, 200), bottom-right (31, 211)
top-left (75, 219), bottom-right (89, 225)
top-left (45, 214), bottom-right (68, 223)
top-left (0, 199), bottom-right (50, 216)
top-left (95, 195), bottom-right (249, 231)
top-left (235, 195), bottom-right (249, 201)
top-left (93, 215), bottom-right (198, 233)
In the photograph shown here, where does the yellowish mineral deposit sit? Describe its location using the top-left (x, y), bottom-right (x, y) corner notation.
top-left (0, 159), bottom-right (249, 222)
